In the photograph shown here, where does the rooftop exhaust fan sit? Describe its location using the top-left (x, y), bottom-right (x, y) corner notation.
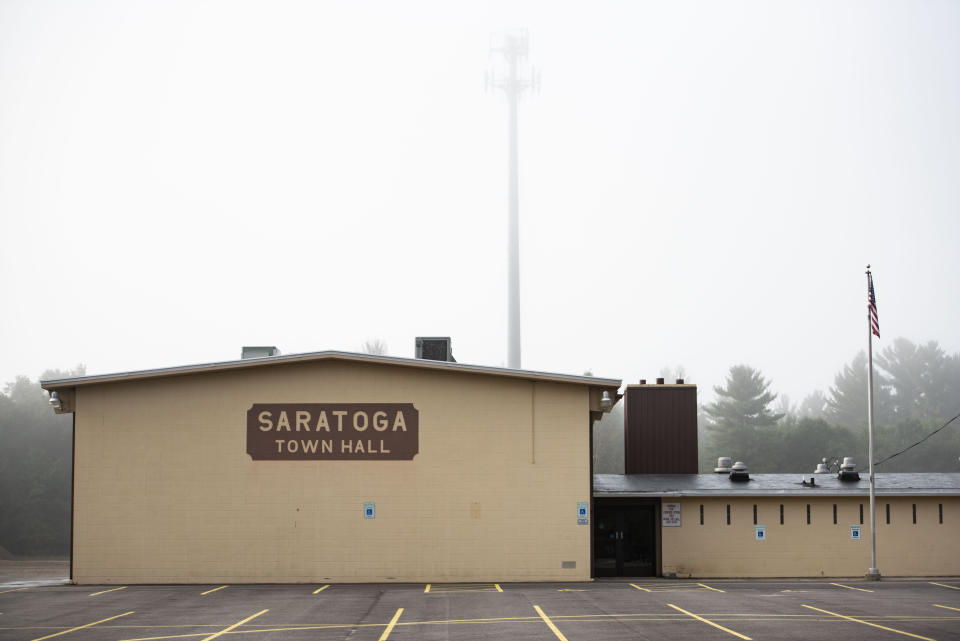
top-left (714, 456), bottom-right (733, 474)
top-left (729, 461), bottom-right (750, 482)
top-left (838, 456), bottom-right (860, 482)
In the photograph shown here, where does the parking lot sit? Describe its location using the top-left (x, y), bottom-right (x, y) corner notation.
top-left (1, 578), bottom-right (959, 641)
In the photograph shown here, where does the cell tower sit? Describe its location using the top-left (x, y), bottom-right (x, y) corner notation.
top-left (488, 31), bottom-right (537, 370)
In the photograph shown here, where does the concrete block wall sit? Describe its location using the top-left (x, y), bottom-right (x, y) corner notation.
top-left (72, 360), bottom-right (593, 583)
top-left (662, 496), bottom-right (960, 577)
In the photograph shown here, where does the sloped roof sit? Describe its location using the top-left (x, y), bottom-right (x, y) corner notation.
top-left (40, 350), bottom-right (621, 391)
top-left (593, 473), bottom-right (960, 497)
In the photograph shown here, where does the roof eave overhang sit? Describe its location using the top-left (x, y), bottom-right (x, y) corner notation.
top-left (40, 350), bottom-right (620, 396)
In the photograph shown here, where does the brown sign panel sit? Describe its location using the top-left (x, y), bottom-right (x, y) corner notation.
top-left (247, 403), bottom-right (418, 460)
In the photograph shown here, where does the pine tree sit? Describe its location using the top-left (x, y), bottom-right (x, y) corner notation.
top-left (877, 338), bottom-right (957, 424)
top-left (826, 350), bottom-right (898, 431)
top-left (703, 365), bottom-right (783, 458)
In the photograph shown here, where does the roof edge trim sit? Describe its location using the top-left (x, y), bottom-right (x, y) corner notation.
top-left (40, 350), bottom-right (621, 390)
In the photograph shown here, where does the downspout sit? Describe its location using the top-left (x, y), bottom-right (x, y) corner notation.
top-left (589, 409), bottom-right (595, 578)
top-left (530, 382), bottom-right (536, 464)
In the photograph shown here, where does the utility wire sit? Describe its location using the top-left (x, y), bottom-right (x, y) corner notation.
top-left (875, 410), bottom-right (960, 466)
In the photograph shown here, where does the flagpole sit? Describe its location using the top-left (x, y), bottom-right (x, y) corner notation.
top-left (866, 265), bottom-right (881, 581)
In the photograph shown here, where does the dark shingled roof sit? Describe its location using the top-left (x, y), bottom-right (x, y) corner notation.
top-left (593, 473), bottom-right (960, 497)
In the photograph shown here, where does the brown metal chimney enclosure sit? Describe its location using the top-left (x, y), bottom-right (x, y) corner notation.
top-left (624, 381), bottom-right (698, 474)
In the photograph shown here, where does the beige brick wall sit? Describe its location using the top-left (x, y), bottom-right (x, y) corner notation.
top-left (662, 496), bottom-right (960, 577)
top-left (72, 360), bottom-right (593, 583)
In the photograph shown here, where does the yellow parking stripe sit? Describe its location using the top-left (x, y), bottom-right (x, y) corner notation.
top-left (630, 583), bottom-right (652, 592)
top-left (698, 583), bottom-right (725, 593)
top-left (200, 609), bottom-right (267, 641)
top-left (933, 604), bottom-right (960, 612)
top-left (802, 605), bottom-right (935, 641)
top-left (312, 585), bottom-right (329, 595)
top-left (377, 608), bottom-right (403, 641)
top-left (830, 582), bottom-right (874, 593)
top-left (200, 586), bottom-right (228, 596)
top-left (88, 587), bottom-right (127, 596)
top-left (667, 603), bottom-right (751, 640)
top-left (423, 583), bottom-right (501, 593)
top-left (0, 587), bottom-right (28, 595)
top-left (534, 605), bottom-right (571, 641)
top-left (30, 611), bottom-right (134, 641)
top-left (930, 582), bottom-right (960, 591)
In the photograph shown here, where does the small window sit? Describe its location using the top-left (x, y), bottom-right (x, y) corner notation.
top-left (753, 504), bottom-right (758, 525)
top-left (779, 504), bottom-right (784, 525)
top-left (833, 504), bottom-right (837, 525)
top-left (859, 503), bottom-right (864, 525)
top-left (700, 504), bottom-right (704, 525)
top-left (886, 503), bottom-right (891, 524)
top-left (912, 503), bottom-right (917, 524)
top-left (726, 504), bottom-right (731, 525)
top-left (940, 503), bottom-right (943, 524)
top-left (806, 504), bottom-right (811, 525)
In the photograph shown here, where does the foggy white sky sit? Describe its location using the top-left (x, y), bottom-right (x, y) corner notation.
top-left (1, 0), bottom-right (958, 406)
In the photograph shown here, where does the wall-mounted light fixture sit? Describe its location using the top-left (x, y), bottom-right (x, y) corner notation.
top-left (600, 390), bottom-right (612, 411)
top-left (49, 391), bottom-right (61, 411)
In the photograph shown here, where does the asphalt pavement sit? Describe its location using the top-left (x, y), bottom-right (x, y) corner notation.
top-left (1, 578), bottom-right (959, 640)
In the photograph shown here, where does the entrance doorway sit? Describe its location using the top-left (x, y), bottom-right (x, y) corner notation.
top-left (593, 502), bottom-right (658, 577)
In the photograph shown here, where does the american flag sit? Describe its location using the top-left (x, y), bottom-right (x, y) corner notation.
top-left (868, 272), bottom-right (879, 338)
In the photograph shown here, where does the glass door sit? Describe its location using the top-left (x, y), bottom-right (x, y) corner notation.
top-left (594, 506), bottom-right (620, 577)
top-left (593, 504), bottom-right (657, 577)
top-left (621, 506), bottom-right (655, 576)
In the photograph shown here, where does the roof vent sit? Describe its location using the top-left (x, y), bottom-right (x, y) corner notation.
top-left (729, 461), bottom-right (750, 482)
top-left (415, 337), bottom-right (456, 363)
top-left (714, 456), bottom-right (733, 474)
top-left (656, 377), bottom-right (665, 384)
top-left (838, 456), bottom-right (860, 482)
top-left (241, 346), bottom-right (280, 359)
top-left (814, 458), bottom-right (831, 474)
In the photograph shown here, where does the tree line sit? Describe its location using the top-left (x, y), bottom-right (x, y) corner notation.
top-left (595, 337), bottom-right (960, 475)
top-left (0, 367), bottom-right (82, 558)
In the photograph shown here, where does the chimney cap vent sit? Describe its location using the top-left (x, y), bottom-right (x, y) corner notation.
top-left (714, 456), bottom-right (733, 473)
